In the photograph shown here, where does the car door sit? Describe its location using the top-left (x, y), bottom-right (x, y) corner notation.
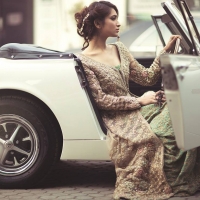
top-left (159, 0), bottom-right (200, 151)
top-left (152, 0), bottom-right (200, 54)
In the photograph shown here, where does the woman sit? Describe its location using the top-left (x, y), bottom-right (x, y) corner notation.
top-left (75, 1), bottom-right (200, 199)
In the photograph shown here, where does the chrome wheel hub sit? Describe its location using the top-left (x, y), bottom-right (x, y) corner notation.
top-left (0, 115), bottom-right (39, 176)
top-left (4, 140), bottom-right (14, 149)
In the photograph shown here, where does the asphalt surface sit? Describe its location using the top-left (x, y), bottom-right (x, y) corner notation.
top-left (0, 160), bottom-right (200, 200)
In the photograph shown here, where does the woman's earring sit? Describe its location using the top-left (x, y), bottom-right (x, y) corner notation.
top-left (117, 36), bottom-right (120, 42)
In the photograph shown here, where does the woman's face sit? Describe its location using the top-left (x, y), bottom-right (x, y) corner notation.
top-left (99, 8), bottom-right (120, 38)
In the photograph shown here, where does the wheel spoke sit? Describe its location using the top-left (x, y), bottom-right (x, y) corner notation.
top-left (10, 124), bottom-right (21, 142)
top-left (0, 138), bottom-right (5, 145)
top-left (13, 146), bottom-right (30, 156)
top-left (22, 136), bottom-right (32, 142)
top-left (0, 149), bottom-right (9, 165)
top-left (13, 156), bottom-right (20, 167)
top-left (1, 123), bottom-right (7, 132)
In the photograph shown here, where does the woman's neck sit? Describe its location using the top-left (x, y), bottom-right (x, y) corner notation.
top-left (84, 36), bottom-right (107, 54)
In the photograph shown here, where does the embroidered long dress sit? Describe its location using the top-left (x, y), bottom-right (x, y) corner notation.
top-left (77, 41), bottom-right (200, 200)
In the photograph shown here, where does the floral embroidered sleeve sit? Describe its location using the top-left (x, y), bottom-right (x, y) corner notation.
top-left (118, 42), bottom-right (167, 86)
top-left (83, 64), bottom-right (141, 111)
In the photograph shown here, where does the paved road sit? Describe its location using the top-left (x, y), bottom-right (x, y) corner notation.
top-left (0, 160), bottom-right (200, 200)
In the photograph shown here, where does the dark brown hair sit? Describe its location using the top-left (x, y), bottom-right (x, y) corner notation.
top-left (75, 1), bottom-right (118, 50)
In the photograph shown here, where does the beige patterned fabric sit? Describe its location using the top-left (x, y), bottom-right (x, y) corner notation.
top-left (76, 41), bottom-right (185, 199)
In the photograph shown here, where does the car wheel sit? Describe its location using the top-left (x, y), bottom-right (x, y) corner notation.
top-left (0, 95), bottom-right (61, 188)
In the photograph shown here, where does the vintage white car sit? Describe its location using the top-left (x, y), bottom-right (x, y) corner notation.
top-left (0, 0), bottom-right (199, 188)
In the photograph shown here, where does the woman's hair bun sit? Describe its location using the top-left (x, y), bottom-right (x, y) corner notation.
top-left (75, 1), bottom-right (118, 50)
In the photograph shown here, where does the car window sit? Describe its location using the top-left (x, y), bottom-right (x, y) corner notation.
top-left (129, 23), bottom-right (171, 57)
top-left (132, 26), bottom-right (159, 46)
top-left (129, 19), bottom-right (200, 57)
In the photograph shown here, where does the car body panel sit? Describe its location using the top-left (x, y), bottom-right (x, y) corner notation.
top-left (61, 140), bottom-right (109, 160)
top-left (160, 54), bottom-right (200, 151)
top-left (0, 58), bottom-right (106, 142)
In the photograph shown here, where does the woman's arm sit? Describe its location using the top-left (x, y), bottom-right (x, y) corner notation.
top-left (83, 64), bottom-right (141, 111)
top-left (120, 35), bottom-right (181, 86)
top-left (128, 49), bottom-right (166, 86)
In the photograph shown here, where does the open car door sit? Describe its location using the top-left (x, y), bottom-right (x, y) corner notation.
top-left (160, 0), bottom-right (200, 151)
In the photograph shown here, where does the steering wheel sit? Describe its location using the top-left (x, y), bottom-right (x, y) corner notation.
top-left (173, 38), bottom-right (181, 54)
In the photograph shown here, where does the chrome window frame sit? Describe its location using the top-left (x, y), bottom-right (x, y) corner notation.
top-left (162, 0), bottom-right (200, 55)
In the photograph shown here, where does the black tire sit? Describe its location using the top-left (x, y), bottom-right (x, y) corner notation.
top-left (0, 95), bottom-right (61, 188)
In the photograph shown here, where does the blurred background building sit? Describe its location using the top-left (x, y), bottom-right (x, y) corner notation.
top-left (0, 0), bottom-right (199, 52)
top-left (0, 0), bottom-right (33, 47)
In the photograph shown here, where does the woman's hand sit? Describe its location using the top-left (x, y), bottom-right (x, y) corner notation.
top-left (163, 35), bottom-right (182, 53)
top-left (155, 90), bottom-right (166, 106)
top-left (137, 91), bottom-right (157, 106)
top-left (137, 90), bottom-right (166, 106)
